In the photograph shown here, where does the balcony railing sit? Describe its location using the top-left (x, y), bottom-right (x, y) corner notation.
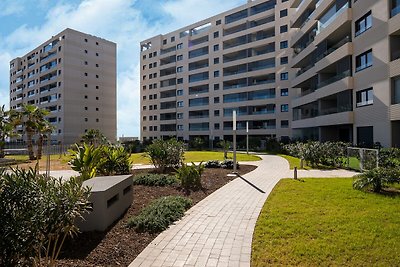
top-left (315, 36), bottom-right (351, 62)
top-left (391, 4), bottom-right (400, 17)
top-left (317, 2), bottom-right (349, 35)
top-left (319, 105), bottom-right (352, 116)
top-left (317, 70), bottom-right (351, 89)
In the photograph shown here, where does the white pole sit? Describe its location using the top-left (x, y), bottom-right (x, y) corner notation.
top-left (246, 121), bottom-right (249, 155)
top-left (233, 110), bottom-right (237, 173)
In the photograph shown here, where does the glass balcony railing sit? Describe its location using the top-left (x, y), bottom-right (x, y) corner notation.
top-left (317, 2), bottom-right (349, 35)
top-left (391, 4), bottom-right (400, 17)
top-left (317, 70), bottom-right (351, 89)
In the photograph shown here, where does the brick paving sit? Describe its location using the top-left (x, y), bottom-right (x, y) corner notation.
top-left (129, 155), bottom-right (357, 267)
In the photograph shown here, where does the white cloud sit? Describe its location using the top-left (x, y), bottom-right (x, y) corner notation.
top-left (0, 1), bottom-right (24, 17)
top-left (0, 0), bottom-right (247, 138)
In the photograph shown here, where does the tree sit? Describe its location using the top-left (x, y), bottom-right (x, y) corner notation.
top-left (0, 106), bottom-right (16, 158)
top-left (218, 140), bottom-right (231, 160)
top-left (36, 120), bottom-right (55, 160)
top-left (81, 129), bottom-right (109, 147)
top-left (19, 104), bottom-right (49, 160)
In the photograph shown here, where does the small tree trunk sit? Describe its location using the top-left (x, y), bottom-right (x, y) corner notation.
top-left (27, 130), bottom-right (36, 160)
top-left (0, 139), bottom-right (5, 158)
top-left (37, 134), bottom-right (44, 160)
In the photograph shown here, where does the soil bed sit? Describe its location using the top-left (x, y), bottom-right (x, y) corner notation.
top-left (57, 165), bottom-right (257, 267)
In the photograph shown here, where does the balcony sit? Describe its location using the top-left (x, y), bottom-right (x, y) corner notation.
top-left (317, 70), bottom-right (351, 90)
top-left (391, 1), bottom-right (400, 18)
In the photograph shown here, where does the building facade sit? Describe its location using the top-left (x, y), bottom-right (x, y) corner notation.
top-left (291, 0), bottom-right (400, 147)
top-left (140, 0), bottom-right (400, 147)
top-left (140, 0), bottom-right (294, 145)
top-left (9, 28), bottom-right (117, 144)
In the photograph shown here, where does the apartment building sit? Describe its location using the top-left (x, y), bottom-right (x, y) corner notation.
top-left (140, 0), bottom-right (400, 147)
top-left (140, 0), bottom-right (294, 145)
top-left (291, 0), bottom-right (400, 147)
top-left (9, 28), bottom-right (117, 144)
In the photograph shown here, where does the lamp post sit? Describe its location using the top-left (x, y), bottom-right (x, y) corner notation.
top-left (233, 110), bottom-right (237, 174)
top-left (246, 121), bottom-right (249, 155)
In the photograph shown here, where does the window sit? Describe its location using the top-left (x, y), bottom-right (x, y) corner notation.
top-left (280, 72), bottom-right (288, 80)
top-left (281, 104), bottom-right (289, 112)
top-left (281, 120), bottom-right (289, 128)
top-left (84, 50), bottom-right (88, 54)
top-left (84, 38), bottom-right (88, 42)
top-left (177, 43), bottom-right (183, 50)
top-left (96, 42), bottom-right (99, 45)
top-left (280, 9), bottom-right (288, 18)
top-left (177, 89), bottom-right (184, 96)
top-left (177, 66), bottom-right (183, 73)
top-left (171, 36), bottom-right (175, 42)
top-left (214, 70), bottom-right (220, 77)
top-left (84, 84), bottom-right (88, 88)
top-left (96, 74), bottom-right (99, 78)
top-left (216, 20), bottom-right (221, 25)
top-left (163, 39), bottom-right (167, 45)
top-left (355, 11), bottom-right (372, 36)
top-left (214, 31), bottom-right (219, 38)
top-left (96, 52), bottom-right (99, 56)
top-left (214, 57), bottom-right (220, 64)
top-left (214, 97), bottom-right (220, 103)
top-left (280, 88), bottom-right (289, 96)
top-left (280, 25), bottom-right (288, 33)
top-left (214, 84), bottom-right (220, 90)
top-left (177, 78), bottom-right (183, 84)
top-left (214, 110), bottom-right (220, 116)
top-left (177, 101), bottom-right (184, 107)
top-left (177, 55), bottom-right (183, 61)
top-left (96, 64), bottom-right (99, 67)
top-left (177, 113), bottom-right (183, 119)
top-left (356, 49), bottom-right (372, 72)
top-left (213, 44), bottom-right (219, 51)
top-left (280, 41), bottom-right (288, 49)
top-left (214, 123), bottom-right (220, 130)
top-left (392, 76), bottom-right (400, 104)
top-left (280, 56), bottom-right (288, 65)
top-left (84, 61), bottom-right (88, 65)
top-left (356, 88), bottom-right (373, 107)
top-left (84, 72), bottom-right (88, 76)
top-left (177, 125), bottom-right (184, 131)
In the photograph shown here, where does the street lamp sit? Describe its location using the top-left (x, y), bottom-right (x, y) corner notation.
top-left (233, 110), bottom-right (237, 174)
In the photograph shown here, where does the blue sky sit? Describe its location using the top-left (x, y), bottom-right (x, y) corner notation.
top-left (0, 0), bottom-right (246, 137)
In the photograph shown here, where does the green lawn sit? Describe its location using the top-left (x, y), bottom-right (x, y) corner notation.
top-left (278, 154), bottom-right (310, 170)
top-left (130, 151), bottom-right (261, 165)
top-left (252, 178), bottom-right (400, 266)
top-left (5, 154), bottom-right (70, 162)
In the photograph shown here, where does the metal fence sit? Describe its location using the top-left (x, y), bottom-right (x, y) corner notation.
top-left (347, 147), bottom-right (379, 172)
top-left (4, 143), bottom-right (75, 156)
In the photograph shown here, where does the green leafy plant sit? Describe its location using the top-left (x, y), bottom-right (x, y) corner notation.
top-left (379, 148), bottom-right (400, 168)
top-left (221, 159), bottom-right (240, 169)
top-left (204, 160), bottom-right (221, 168)
top-left (353, 167), bottom-right (400, 192)
top-left (145, 139), bottom-right (185, 173)
top-left (218, 140), bottom-right (231, 160)
top-left (97, 145), bottom-right (132, 176)
top-left (127, 196), bottom-right (192, 233)
top-left (132, 173), bottom-right (178, 186)
top-left (0, 167), bottom-right (91, 267)
top-left (68, 143), bottom-right (103, 181)
top-left (175, 162), bottom-right (205, 191)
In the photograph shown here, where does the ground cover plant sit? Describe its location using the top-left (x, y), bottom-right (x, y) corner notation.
top-left (132, 173), bottom-right (178, 186)
top-left (56, 165), bottom-right (257, 266)
top-left (127, 196), bottom-right (192, 233)
top-left (252, 178), bottom-right (400, 266)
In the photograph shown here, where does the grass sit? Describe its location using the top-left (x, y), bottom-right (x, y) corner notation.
top-left (278, 154), bottom-right (310, 170)
top-left (252, 178), bottom-right (400, 266)
top-left (130, 151), bottom-right (261, 165)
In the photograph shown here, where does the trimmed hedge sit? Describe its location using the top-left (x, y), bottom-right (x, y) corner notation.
top-left (132, 173), bottom-right (178, 187)
top-left (127, 196), bottom-right (192, 233)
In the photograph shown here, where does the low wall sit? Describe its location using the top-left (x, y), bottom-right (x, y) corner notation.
top-left (77, 175), bottom-right (133, 232)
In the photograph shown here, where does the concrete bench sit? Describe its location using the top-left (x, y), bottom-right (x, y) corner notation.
top-left (77, 175), bottom-right (133, 232)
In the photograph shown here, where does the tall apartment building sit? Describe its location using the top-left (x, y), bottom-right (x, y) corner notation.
top-left (290, 0), bottom-right (400, 147)
top-left (140, 0), bottom-right (294, 145)
top-left (140, 0), bottom-right (400, 147)
top-left (9, 28), bottom-right (117, 144)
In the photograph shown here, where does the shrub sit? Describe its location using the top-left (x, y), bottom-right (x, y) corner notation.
top-left (265, 138), bottom-right (283, 154)
top-left (145, 139), bottom-right (185, 173)
top-left (127, 196), bottom-right (192, 233)
top-left (175, 162), bottom-right (205, 191)
top-left (204, 160), bottom-right (221, 168)
top-left (132, 173), bottom-right (178, 186)
top-left (0, 168), bottom-right (91, 266)
top-left (97, 145), bottom-right (132, 176)
top-left (221, 159), bottom-right (240, 170)
top-left (379, 148), bottom-right (400, 168)
top-left (353, 167), bottom-right (400, 192)
top-left (69, 143), bottom-right (103, 181)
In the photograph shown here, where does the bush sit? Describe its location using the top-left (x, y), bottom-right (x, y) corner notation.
top-left (175, 162), bottom-right (204, 191)
top-left (145, 139), bottom-right (185, 173)
top-left (379, 148), bottom-right (400, 168)
top-left (221, 159), bottom-right (240, 169)
top-left (204, 160), bottom-right (221, 168)
top-left (97, 145), bottom-right (132, 176)
top-left (127, 196), bottom-right (192, 233)
top-left (284, 141), bottom-right (348, 167)
top-left (132, 173), bottom-right (178, 186)
top-left (353, 167), bottom-right (400, 192)
top-left (0, 168), bottom-right (91, 266)
top-left (69, 143), bottom-right (103, 181)
top-left (265, 138), bottom-right (283, 154)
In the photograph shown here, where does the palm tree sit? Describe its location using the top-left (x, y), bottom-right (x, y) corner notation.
top-left (20, 104), bottom-right (49, 160)
top-left (36, 120), bottom-right (55, 160)
top-left (0, 106), bottom-right (15, 158)
top-left (81, 129), bottom-right (108, 147)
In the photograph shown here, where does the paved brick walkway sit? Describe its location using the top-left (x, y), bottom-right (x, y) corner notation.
top-left (129, 155), bottom-right (356, 267)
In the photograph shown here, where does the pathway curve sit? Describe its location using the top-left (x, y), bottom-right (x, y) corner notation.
top-left (130, 155), bottom-right (357, 267)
